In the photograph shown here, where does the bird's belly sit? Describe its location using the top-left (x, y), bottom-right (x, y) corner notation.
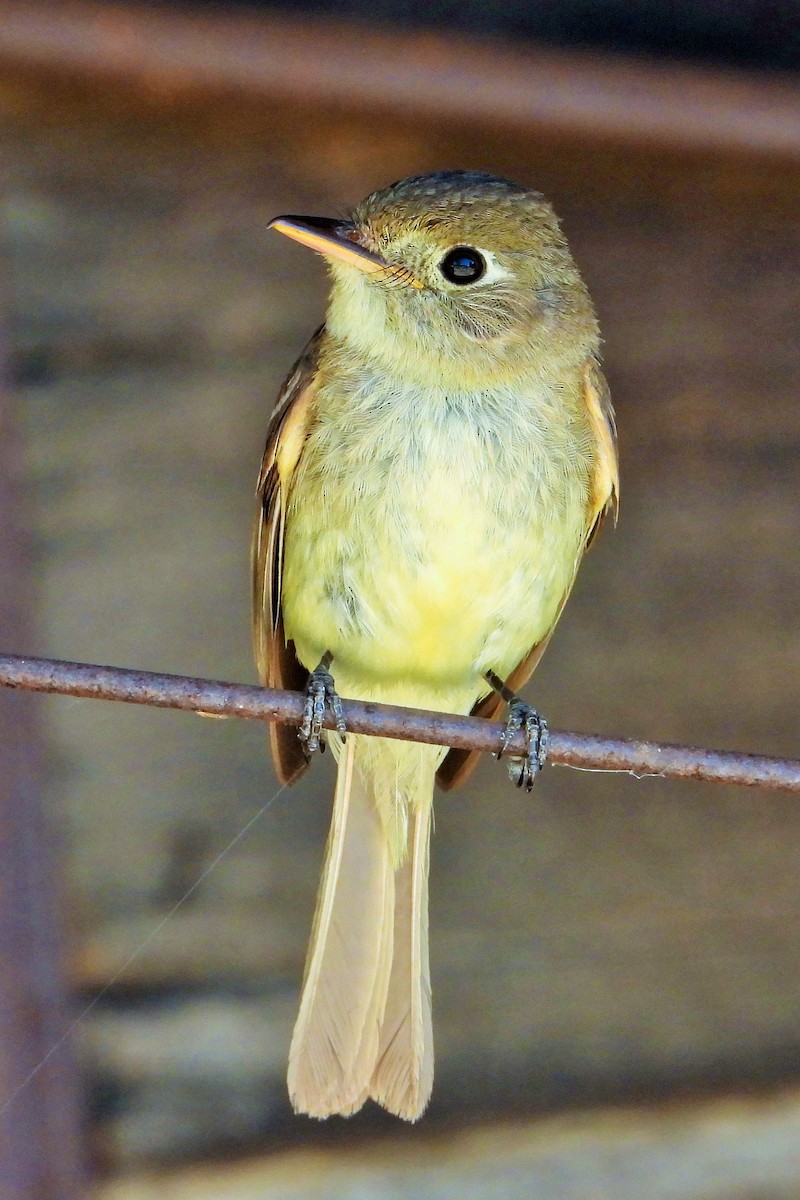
top-left (281, 449), bottom-right (587, 704)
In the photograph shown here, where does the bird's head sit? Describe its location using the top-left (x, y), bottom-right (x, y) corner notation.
top-left (269, 171), bottom-right (598, 389)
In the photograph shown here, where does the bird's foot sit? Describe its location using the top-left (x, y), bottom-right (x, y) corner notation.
top-left (485, 669), bottom-right (549, 791)
top-left (499, 700), bottom-right (549, 790)
top-left (299, 652), bottom-right (347, 758)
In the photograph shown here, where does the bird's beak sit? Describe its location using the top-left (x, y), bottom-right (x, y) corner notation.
top-left (269, 215), bottom-right (424, 288)
top-left (268, 215), bottom-right (388, 277)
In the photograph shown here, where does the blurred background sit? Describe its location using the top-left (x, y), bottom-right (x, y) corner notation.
top-left (1, 1), bottom-right (800, 1196)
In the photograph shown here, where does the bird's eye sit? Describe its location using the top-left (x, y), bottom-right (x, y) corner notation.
top-left (439, 246), bottom-right (486, 285)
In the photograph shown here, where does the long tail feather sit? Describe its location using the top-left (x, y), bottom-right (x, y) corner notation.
top-left (370, 802), bottom-right (434, 1120)
top-left (288, 736), bottom-right (394, 1117)
top-left (288, 735), bottom-right (435, 1120)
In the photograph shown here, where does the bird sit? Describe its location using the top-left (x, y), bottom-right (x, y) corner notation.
top-left (252, 170), bottom-right (618, 1122)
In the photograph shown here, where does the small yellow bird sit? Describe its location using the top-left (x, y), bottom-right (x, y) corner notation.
top-left (253, 171), bottom-right (618, 1121)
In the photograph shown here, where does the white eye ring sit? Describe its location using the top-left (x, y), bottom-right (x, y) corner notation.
top-left (471, 249), bottom-right (511, 286)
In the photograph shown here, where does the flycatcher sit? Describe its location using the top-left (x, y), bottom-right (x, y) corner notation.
top-left (253, 171), bottom-right (618, 1122)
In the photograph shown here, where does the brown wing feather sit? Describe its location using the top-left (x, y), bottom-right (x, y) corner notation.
top-left (437, 357), bottom-right (619, 792)
top-left (252, 328), bottom-right (323, 784)
top-left (583, 357), bottom-right (619, 547)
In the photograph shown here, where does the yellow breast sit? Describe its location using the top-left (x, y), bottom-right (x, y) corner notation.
top-left (280, 366), bottom-right (593, 711)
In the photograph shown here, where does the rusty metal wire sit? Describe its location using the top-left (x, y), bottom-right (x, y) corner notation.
top-left (1, 652), bottom-right (799, 793)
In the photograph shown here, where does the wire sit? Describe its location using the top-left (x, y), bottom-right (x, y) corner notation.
top-left (1, 652), bottom-right (798, 793)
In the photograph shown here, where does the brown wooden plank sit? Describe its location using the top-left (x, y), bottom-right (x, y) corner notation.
top-left (96, 1087), bottom-right (800, 1200)
top-left (0, 0), bottom-right (799, 161)
top-left (0, 337), bottom-right (85, 1193)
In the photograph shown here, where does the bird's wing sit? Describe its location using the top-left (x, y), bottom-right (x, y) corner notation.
top-left (252, 327), bottom-right (322, 784)
top-left (437, 358), bottom-right (619, 791)
top-left (582, 357), bottom-right (619, 548)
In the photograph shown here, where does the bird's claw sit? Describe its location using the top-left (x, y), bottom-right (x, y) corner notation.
top-left (498, 700), bottom-right (549, 791)
top-left (299, 661), bottom-right (346, 758)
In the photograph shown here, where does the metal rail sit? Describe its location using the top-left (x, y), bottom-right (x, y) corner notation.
top-left (1, 653), bottom-right (799, 793)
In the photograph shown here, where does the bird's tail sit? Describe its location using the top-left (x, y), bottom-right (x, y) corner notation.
top-left (287, 733), bottom-right (434, 1120)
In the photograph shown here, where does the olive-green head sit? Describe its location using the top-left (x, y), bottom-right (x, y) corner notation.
top-left (269, 171), bottom-right (598, 388)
